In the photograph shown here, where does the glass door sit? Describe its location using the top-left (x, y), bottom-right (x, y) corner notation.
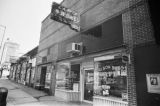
top-left (84, 69), bottom-right (94, 101)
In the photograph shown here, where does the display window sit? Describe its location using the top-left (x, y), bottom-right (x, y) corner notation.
top-left (45, 65), bottom-right (52, 89)
top-left (26, 68), bottom-right (31, 84)
top-left (94, 58), bottom-right (127, 100)
top-left (35, 67), bottom-right (41, 83)
top-left (31, 67), bottom-right (35, 83)
top-left (56, 63), bottom-right (80, 91)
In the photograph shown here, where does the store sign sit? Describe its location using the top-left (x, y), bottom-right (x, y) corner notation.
top-left (146, 74), bottom-right (160, 94)
top-left (50, 2), bottom-right (80, 31)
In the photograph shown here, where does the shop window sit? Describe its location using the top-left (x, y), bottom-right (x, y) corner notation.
top-left (66, 64), bottom-right (80, 91)
top-left (94, 58), bottom-right (127, 100)
top-left (45, 65), bottom-right (52, 89)
top-left (31, 67), bottom-right (35, 83)
top-left (56, 63), bottom-right (80, 91)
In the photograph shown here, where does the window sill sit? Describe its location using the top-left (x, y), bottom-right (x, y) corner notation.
top-left (93, 95), bottom-right (128, 104)
top-left (55, 89), bottom-right (80, 93)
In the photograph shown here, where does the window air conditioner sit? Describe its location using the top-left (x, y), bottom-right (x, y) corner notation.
top-left (66, 43), bottom-right (81, 53)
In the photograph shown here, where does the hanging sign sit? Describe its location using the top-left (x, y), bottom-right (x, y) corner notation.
top-left (50, 2), bottom-right (80, 31)
top-left (146, 74), bottom-right (160, 94)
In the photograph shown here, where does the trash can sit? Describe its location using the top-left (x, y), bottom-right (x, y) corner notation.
top-left (0, 87), bottom-right (8, 106)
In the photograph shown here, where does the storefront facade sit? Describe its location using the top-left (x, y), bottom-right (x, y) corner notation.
top-left (21, 62), bottom-right (27, 85)
top-left (9, 47), bottom-right (38, 87)
top-left (35, 43), bottom-right (57, 94)
top-left (93, 53), bottom-right (128, 106)
top-left (55, 61), bottom-right (81, 101)
top-left (37, 0), bottom-right (158, 106)
top-left (9, 63), bottom-right (17, 81)
top-left (35, 63), bottom-right (50, 91)
top-left (56, 44), bottom-right (128, 105)
top-left (53, 3), bottom-right (126, 103)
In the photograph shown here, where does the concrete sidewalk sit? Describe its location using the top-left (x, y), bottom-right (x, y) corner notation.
top-left (0, 79), bottom-right (38, 106)
top-left (0, 79), bottom-right (92, 106)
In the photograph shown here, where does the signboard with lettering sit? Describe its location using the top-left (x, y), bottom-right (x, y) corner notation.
top-left (50, 2), bottom-right (80, 31)
top-left (146, 74), bottom-right (160, 94)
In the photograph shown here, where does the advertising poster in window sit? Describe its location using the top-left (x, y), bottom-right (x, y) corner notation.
top-left (45, 65), bottom-right (52, 89)
top-left (146, 74), bottom-right (160, 94)
top-left (94, 58), bottom-right (127, 99)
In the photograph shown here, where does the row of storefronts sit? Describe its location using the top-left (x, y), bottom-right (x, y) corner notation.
top-left (9, 0), bottom-right (160, 106)
top-left (9, 47), bottom-right (38, 88)
top-left (34, 6), bottom-right (130, 104)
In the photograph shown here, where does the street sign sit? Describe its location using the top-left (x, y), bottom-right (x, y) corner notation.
top-left (50, 2), bottom-right (80, 32)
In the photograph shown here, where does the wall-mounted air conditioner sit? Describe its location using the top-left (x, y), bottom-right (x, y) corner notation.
top-left (66, 43), bottom-right (82, 53)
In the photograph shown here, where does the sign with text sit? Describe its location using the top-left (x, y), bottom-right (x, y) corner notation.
top-left (50, 2), bottom-right (80, 31)
top-left (146, 74), bottom-right (160, 94)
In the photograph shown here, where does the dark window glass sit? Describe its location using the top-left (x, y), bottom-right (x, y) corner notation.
top-left (94, 58), bottom-right (127, 100)
top-left (83, 25), bottom-right (102, 38)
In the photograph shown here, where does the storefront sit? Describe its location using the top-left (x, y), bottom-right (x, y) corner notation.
top-left (44, 64), bottom-right (52, 93)
top-left (21, 62), bottom-right (27, 85)
top-left (29, 58), bottom-right (37, 87)
top-left (83, 68), bottom-right (94, 101)
top-left (25, 63), bottom-right (32, 86)
top-left (30, 66), bottom-right (35, 87)
top-left (35, 63), bottom-right (52, 94)
top-left (81, 60), bottom-right (94, 103)
top-left (55, 47), bottom-right (129, 105)
top-left (55, 62), bottom-right (81, 101)
top-left (93, 54), bottom-right (128, 106)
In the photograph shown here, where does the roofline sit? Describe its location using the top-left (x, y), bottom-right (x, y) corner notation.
top-left (23, 46), bottom-right (38, 56)
top-left (42, 14), bottom-right (51, 23)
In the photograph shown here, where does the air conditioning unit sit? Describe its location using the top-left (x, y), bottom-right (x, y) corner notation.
top-left (66, 43), bottom-right (82, 53)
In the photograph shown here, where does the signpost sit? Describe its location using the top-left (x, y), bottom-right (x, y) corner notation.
top-left (50, 2), bottom-right (80, 32)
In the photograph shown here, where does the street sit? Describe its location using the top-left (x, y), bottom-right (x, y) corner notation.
top-left (0, 79), bottom-right (92, 106)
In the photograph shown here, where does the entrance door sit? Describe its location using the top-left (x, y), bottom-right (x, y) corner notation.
top-left (84, 69), bottom-right (94, 101)
top-left (40, 67), bottom-right (47, 86)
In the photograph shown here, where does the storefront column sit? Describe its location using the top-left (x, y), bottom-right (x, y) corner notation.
top-left (50, 62), bottom-right (56, 95)
top-left (81, 60), bottom-right (94, 103)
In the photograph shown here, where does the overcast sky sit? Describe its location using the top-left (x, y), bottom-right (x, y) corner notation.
top-left (0, 0), bottom-right (63, 55)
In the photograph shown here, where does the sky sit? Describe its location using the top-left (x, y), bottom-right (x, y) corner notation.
top-left (0, 0), bottom-right (63, 55)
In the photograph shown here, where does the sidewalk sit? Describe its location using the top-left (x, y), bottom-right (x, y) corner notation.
top-left (10, 80), bottom-right (48, 98)
top-left (0, 79), bottom-right (92, 106)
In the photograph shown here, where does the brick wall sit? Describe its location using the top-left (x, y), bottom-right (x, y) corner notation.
top-left (122, 0), bottom-right (155, 106)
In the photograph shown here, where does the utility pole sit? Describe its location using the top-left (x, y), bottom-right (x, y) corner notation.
top-left (0, 25), bottom-right (6, 65)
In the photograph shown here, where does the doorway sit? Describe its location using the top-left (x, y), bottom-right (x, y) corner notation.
top-left (40, 66), bottom-right (47, 86)
top-left (84, 69), bottom-right (94, 102)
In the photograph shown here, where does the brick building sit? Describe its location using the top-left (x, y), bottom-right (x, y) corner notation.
top-left (10, 46), bottom-right (38, 88)
top-left (35, 0), bottom-right (160, 106)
